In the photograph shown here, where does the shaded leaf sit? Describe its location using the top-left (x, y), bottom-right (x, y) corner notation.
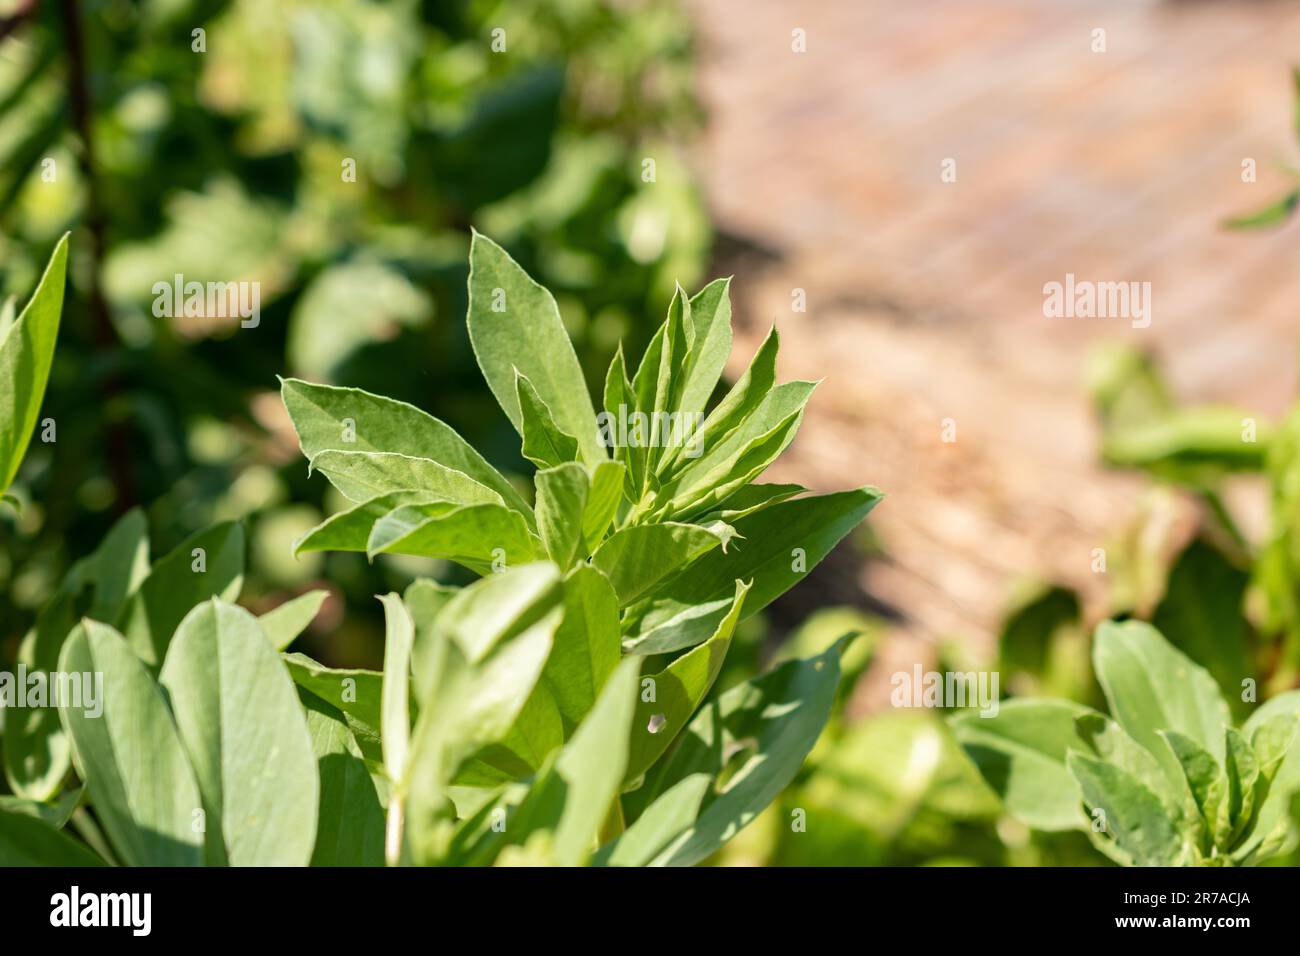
top-left (57, 622), bottom-right (204, 866)
top-left (623, 487), bottom-right (881, 650)
top-left (3, 592), bottom-right (76, 800)
top-left (1152, 538), bottom-right (1252, 716)
top-left (624, 580), bottom-right (747, 785)
top-left (115, 521), bottom-right (245, 669)
top-left (951, 699), bottom-right (1095, 832)
top-left (299, 689), bottom-right (385, 867)
top-left (590, 521), bottom-right (725, 606)
top-left (283, 653), bottom-right (384, 736)
top-left (634, 638), bottom-right (848, 867)
top-left (503, 659), bottom-right (641, 866)
top-left (0, 809), bottom-right (105, 867)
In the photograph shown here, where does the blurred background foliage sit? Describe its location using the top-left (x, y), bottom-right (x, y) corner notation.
top-left (8, 0), bottom-right (1297, 868)
top-left (0, 0), bottom-right (710, 665)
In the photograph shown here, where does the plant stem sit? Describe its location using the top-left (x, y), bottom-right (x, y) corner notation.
top-left (384, 798), bottom-right (404, 866)
top-left (598, 796), bottom-right (625, 844)
top-left (59, 0), bottom-right (136, 513)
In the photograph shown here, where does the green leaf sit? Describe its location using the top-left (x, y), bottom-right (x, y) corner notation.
top-left (482, 671), bottom-right (565, 782)
top-left (420, 563), bottom-right (562, 674)
top-left (280, 377), bottom-right (534, 525)
top-left (661, 324), bottom-right (778, 483)
top-left (293, 491), bottom-right (441, 556)
top-left (656, 380), bottom-right (816, 520)
top-left (6, 512), bottom-right (152, 806)
top-left (57, 621), bottom-right (204, 866)
top-left (1067, 752), bottom-right (1189, 866)
top-left (0, 787), bottom-right (82, 829)
top-left (676, 277), bottom-right (734, 423)
top-left (115, 521), bottom-right (245, 668)
top-left (999, 585), bottom-right (1080, 681)
top-left (1093, 620), bottom-right (1232, 786)
top-left (365, 501), bottom-right (542, 572)
top-left (0, 809), bottom-right (105, 867)
top-left (466, 231), bottom-right (603, 465)
top-left (424, 605), bottom-right (558, 790)
top-left (516, 372), bottom-right (580, 469)
top-left (3, 592), bottom-right (76, 800)
top-left (698, 482), bottom-right (804, 523)
top-left (505, 659), bottom-right (641, 866)
top-left (622, 487), bottom-right (881, 651)
top-left (624, 580), bottom-right (747, 785)
top-left (1075, 712), bottom-right (1177, 813)
top-left (1223, 726), bottom-right (1259, 845)
top-left (534, 462), bottom-right (589, 567)
top-left (632, 638), bottom-right (848, 867)
top-left (589, 521), bottom-right (725, 605)
top-left (507, 566), bottom-right (619, 740)
top-left (308, 449), bottom-right (506, 507)
top-left (283, 653), bottom-right (384, 737)
top-left (62, 507), bottom-right (150, 623)
top-left (378, 593), bottom-right (415, 865)
top-left (404, 578), bottom-right (460, 701)
top-left (601, 344), bottom-right (646, 493)
top-left (1161, 730), bottom-right (1226, 843)
top-left (1249, 710), bottom-right (1300, 784)
top-left (601, 343), bottom-right (634, 439)
top-left (582, 460), bottom-right (626, 550)
top-left (299, 689), bottom-right (385, 867)
top-left (632, 285), bottom-right (693, 477)
top-left (159, 600), bottom-right (319, 866)
top-left (0, 234), bottom-right (67, 496)
top-left (594, 773), bottom-right (712, 867)
top-left (950, 699), bottom-right (1095, 832)
top-left (258, 589), bottom-right (328, 651)
top-left (1151, 538), bottom-right (1252, 715)
top-left (431, 567), bottom-right (585, 790)
top-left (402, 566), bottom-right (563, 862)
top-left (378, 593), bottom-right (414, 785)
top-left (1242, 696), bottom-right (1300, 848)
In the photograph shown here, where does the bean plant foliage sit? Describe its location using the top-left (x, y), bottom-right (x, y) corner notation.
top-left (1, 236), bottom-right (883, 867)
top-left (954, 620), bottom-right (1300, 866)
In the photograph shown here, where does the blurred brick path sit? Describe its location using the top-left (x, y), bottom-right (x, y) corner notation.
top-left (687, 0), bottom-right (1300, 669)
